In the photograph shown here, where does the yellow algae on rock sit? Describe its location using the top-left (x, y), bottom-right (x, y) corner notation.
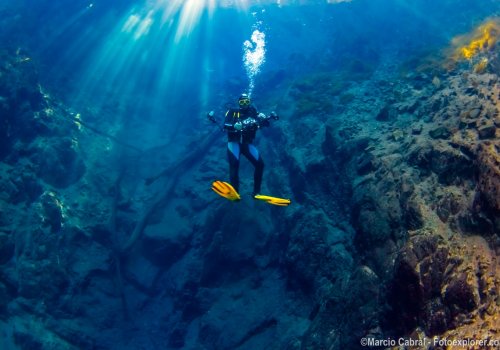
top-left (473, 57), bottom-right (489, 73)
top-left (443, 18), bottom-right (500, 72)
top-left (457, 19), bottom-right (500, 60)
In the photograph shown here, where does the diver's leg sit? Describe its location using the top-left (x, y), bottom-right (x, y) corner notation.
top-left (241, 143), bottom-right (264, 195)
top-left (227, 142), bottom-right (241, 193)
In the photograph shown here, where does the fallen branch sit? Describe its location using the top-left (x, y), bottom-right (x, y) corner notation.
top-left (119, 130), bottom-right (220, 255)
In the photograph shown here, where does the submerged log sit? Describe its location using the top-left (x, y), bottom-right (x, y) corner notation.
top-left (119, 130), bottom-right (220, 255)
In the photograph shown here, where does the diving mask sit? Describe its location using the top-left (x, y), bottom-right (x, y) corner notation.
top-left (238, 98), bottom-right (251, 106)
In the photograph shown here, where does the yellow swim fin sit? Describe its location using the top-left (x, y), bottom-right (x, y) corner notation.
top-left (254, 194), bottom-right (291, 206)
top-left (211, 181), bottom-right (241, 201)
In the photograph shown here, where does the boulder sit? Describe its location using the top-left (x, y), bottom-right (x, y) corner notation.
top-left (444, 273), bottom-right (478, 315)
top-left (436, 191), bottom-right (464, 223)
top-left (386, 247), bottom-right (423, 333)
top-left (403, 195), bottom-right (424, 230)
top-left (412, 123), bottom-right (423, 135)
top-left (421, 299), bottom-right (449, 336)
top-left (376, 105), bottom-right (397, 121)
top-left (32, 138), bottom-right (86, 188)
top-left (428, 145), bottom-right (474, 185)
top-left (429, 126), bottom-right (451, 139)
top-left (40, 191), bottom-right (63, 232)
top-left (469, 108), bottom-right (481, 119)
top-left (477, 123), bottom-right (496, 139)
top-left (477, 143), bottom-right (500, 211)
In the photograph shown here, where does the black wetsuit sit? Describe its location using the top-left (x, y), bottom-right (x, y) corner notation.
top-left (223, 106), bottom-right (270, 195)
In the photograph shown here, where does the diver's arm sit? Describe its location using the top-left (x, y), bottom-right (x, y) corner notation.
top-left (206, 110), bottom-right (227, 132)
top-left (256, 111), bottom-right (278, 128)
top-left (207, 110), bottom-right (217, 123)
top-left (257, 112), bottom-right (270, 127)
top-left (223, 110), bottom-right (241, 132)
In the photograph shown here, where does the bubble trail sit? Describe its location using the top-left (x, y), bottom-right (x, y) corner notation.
top-left (243, 29), bottom-right (266, 96)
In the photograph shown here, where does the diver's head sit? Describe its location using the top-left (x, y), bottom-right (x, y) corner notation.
top-left (238, 93), bottom-right (251, 109)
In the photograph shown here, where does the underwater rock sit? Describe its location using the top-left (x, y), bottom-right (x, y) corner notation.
top-left (356, 152), bottom-right (375, 175)
top-left (0, 232), bottom-right (14, 264)
top-left (386, 247), bottom-right (423, 333)
top-left (386, 235), bottom-right (449, 334)
top-left (429, 126), bottom-right (451, 139)
top-left (293, 122), bottom-right (328, 173)
top-left (353, 203), bottom-right (396, 271)
top-left (351, 265), bottom-right (381, 305)
top-left (173, 282), bottom-right (211, 324)
top-left (17, 257), bottom-right (69, 303)
top-left (12, 171), bottom-right (42, 204)
top-left (412, 123), bottom-right (423, 135)
top-left (352, 177), bottom-right (402, 251)
top-left (392, 129), bottom-right (405, 141)
top-left (32, 138), bottom-right (86, 188)
top-left (403, 196), bottom-right (424, 230)
top-left (13, 330), bottom-right (44, 350)
top-left (375, 104), bottom-right (397, 121)
top-left (477, 123), bottom-right (496, 139)
top-left (303, 265), bottom-right (384, 349)
top-left (0, 165), bottom-right (42, 204)
top-left (421, 299), bottom-right (449, 336)
top-left (212, 209), bottom-right (270, 262)
top-left (168, 326), bottom-right (187, 348)
top-left (285, 210), bottom-right (353, 295)
top-left (198, 323), bottom-right (222, 349)
top-left (386, 231), bottom-right (499, 340)
top-left (444, 273), bottom-right (478, 315)
top-left (397, 99), bottom-right (420, 114)
top-left (411, 235), bottom-right (439, 262)
top-left (456, 209), bottom-right (496, 236)
top-left (459, 115), bottom-right (479, 129)
top-left (0, 282), bottom-right (8, 313)
top-left (10, 317), bottom-right (89, 350)
top-left (436, 191), bottom-right (464, 222)
top-left (141, 224), bottom-right (191, 268)
top-left (422, 247), bottom-right (449, 299)
top-left (39, 191), bottom-right (63, 232)
top-left (0, 51), bottom-right (46, 159)
top-left (301, 264), bottom-right (381, 350)
top-left (410, 144), bottom-right (474, 185)
top-left (469, 108), bottom-right (481, 119)
top-left (477, 143), bottom-right (500, 211)
top-left (89, 224), bottom-right (114, 249)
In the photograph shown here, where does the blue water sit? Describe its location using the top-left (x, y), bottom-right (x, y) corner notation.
top-left (1, 0), bottom-right (499, 349)
top-left (12, 0), bottom-right (498, 138)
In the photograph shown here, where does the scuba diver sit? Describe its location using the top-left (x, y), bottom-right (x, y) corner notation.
top-left (208, 93), bottom-right (290, 206)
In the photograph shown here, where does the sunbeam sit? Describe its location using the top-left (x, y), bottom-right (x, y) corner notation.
top-left (71, 1), bottom-right (255, 122)
top-left (63, 0), bottom-right (359, 146)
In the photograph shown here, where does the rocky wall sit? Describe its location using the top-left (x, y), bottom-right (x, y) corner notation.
top-left (344, 65), bottom-right (500, 346)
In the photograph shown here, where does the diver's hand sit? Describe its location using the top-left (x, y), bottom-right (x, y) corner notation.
top-left (258, 112), bottom-right (268, 120)
top-left (234, 121), bottom-right (243, 131)
top-left (242, 118), bottom-right (258, 130)
top-left (270, 111), bottom-right (279, 120)
top-left (207, 110), bottom-right (215, 122)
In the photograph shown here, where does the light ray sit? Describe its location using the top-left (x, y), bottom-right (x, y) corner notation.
top-left (63, 0), bottom-right (355, 146)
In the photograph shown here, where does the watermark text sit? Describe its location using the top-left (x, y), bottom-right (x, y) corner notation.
top-left (360, 336), bottom-right (500, 348)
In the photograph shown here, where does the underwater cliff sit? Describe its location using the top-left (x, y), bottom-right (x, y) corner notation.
top-left (0, 1), bottom-right (499, 349)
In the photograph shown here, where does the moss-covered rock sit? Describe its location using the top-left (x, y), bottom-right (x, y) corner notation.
top-left (31, 138), bottom-right (86, 188)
